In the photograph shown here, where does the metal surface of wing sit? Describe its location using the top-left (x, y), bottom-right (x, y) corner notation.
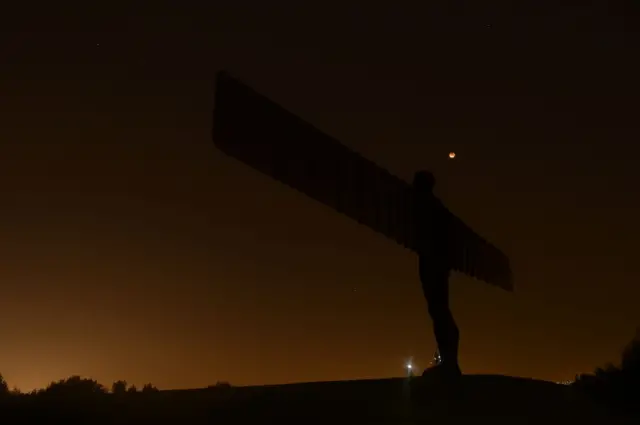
top-left (213, 71), bottom-right (513, 291)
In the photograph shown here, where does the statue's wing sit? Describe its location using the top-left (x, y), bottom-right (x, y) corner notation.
top-left (213, 71), bottom-right (513, 291)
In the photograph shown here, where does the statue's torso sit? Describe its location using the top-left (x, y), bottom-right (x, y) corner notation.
top-left (414, 190), bottom-right (451, 266)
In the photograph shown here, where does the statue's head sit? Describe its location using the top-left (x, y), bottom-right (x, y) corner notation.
top-left (413, 170), bottom-right (436, 191)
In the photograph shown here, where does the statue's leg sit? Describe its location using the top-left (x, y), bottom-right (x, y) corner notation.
top-left (419, 257), bottom-right (460, 371)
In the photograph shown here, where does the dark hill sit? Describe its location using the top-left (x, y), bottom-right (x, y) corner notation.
top-left (7, 375), bottom-right (634, 424)
top-left (163, 374), bottom-right (633, 423)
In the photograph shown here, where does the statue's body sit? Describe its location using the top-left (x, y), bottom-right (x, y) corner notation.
top-left (213, 71), bottom-right (513, 381)
top-left (413, 170), bottom-right (461, 377)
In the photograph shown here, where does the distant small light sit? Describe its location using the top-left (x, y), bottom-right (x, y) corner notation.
top-left (449, 152), bottom-right (456, 159)
top-left (406, 363), bottom-right (412, 370)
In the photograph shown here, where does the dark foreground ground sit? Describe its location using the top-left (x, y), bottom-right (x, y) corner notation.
top-left (2, 375), bottom-right (634, 424)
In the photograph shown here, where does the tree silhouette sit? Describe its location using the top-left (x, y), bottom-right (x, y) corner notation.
top-left (0, 373), bottom-right (8, 396)
top-left (214, 381), bottom-right (232, 388)
top-left (111, 380), bottom-right (127, 395)
top-left (44, 376), bottom-right (107, 396)
top-left (127, 384), bottom-right (137, 393)
top-left (621, 328), bottom-right (640, 374)
top-left (574, 327), bottom-right (640, 414)
top-left (141, 383), bottom-right (159, 393)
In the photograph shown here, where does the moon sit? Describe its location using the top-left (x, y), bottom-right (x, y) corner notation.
top-left (449, 152), bottom-right (456, 159)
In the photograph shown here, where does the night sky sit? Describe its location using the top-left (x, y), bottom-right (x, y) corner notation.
top-left (1, 2), bottom-right (639, 392)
